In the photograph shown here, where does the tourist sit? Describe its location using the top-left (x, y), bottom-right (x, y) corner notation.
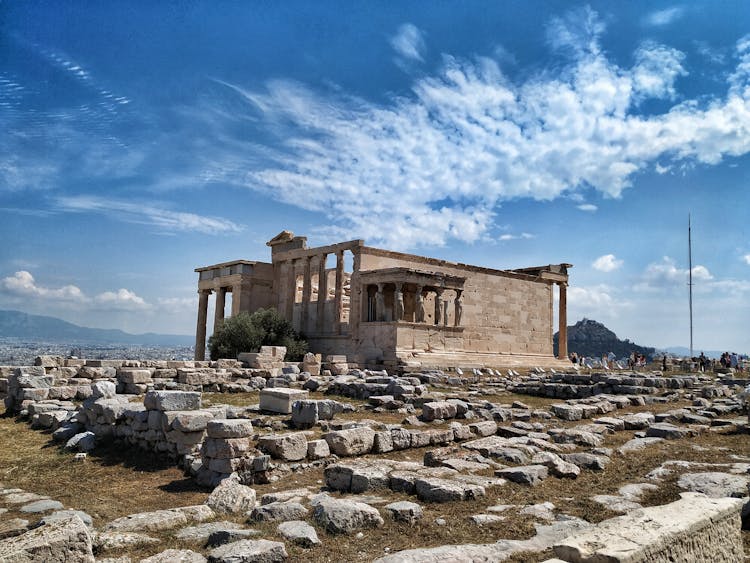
top-left (662, 355), bottom-right (667, 372)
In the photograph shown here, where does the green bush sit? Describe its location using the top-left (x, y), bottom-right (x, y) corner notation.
top-left (208, 308), bottom-right (308, 361)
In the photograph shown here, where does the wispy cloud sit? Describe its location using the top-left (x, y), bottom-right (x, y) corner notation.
top-left (592, 254), bottom-right (623, 272)
top-left (743, 253), bottom-right (750, 265)
top-left (577, 204), bottom-right (598, 212)
top-left (634, 256), bottom-right (720, 292)
top-left (643, 6), bottom-right (685, 27)
top-left (390, 23), bottom-right (426, 63)
top-left (55, 196), bottom-right (243, 235)
top-left (499, 232), bottom-right (534, 241)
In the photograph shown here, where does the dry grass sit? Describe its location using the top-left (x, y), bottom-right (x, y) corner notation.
top-left (0, 384), bottom-right (748, 562)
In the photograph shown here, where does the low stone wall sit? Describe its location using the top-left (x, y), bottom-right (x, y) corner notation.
top-left (511, 373), bottom-right (700, 399)
top-left (553, 492), bottom-right (745, 562)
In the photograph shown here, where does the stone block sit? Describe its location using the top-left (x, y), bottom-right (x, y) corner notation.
top-left (206, 418), bottom-right (254, 439)
top-left (324, 427), bottom-right (375, 456)
top-left (0, 515), bottom-right (93, 562)
top-left (202, 438), bottom-right (251, 459)
top-left (144, 390), bottom-right (201, 412)
top-left (118, 369), bottom-right (153, 384)
top-left (307, 439), bottom-right (330, 459)
top-left (259, 388), bottom-right (309, 414)
top-left (257, 432), bottom-right (308, 461)
top-left (422, 401), bottom-right (458, 421)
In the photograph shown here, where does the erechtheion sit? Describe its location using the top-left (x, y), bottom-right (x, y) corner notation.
top-left (195, 231), bottom-right (571, 370)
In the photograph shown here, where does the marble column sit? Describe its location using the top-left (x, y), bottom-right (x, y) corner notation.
top-left (285, 259), bottom-right (295, 322)
top-left (194, 289), bottom-right (211, 361)
top-left (434, 288), bottom-right (444, 326)
top-left (213, 286), bottom-right (226, 334)
top-left (334, 250), bottom-right (344, 334)
top-left (394, 282), bottom-right (404, 321)
top-left (301, 256), bottom-right (312, 333)
top-left (316, 253), bottom-right (328, 333)
top-left (558, 282), bottom-right (568, 359)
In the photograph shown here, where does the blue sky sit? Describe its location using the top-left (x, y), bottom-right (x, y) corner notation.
top-left (1, 1), bottom-right (748, 353)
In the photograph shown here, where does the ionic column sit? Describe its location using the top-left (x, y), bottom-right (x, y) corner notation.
top-left (213, 286), bottom-right (226, 334)
top-left (194, 289), bottom-right (211, 361)
top-left (334, 250), bottom-right (344, 334)
top-left (301, 256), bottom-right (312, 333)
top-left (558, 282), bottom-right (568, 359)
top-left (285, 259), bottom-right (295, 322)
top-left (394, 282), bottom-right (404, 321)
top-left (434, 288), bottom-right (444, 326)
top-left (316, 253), bottom-right (328, 333)
top-left (415, 285), bottom-right (425, 323)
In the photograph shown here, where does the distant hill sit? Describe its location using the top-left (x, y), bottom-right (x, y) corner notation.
top-left (554, 318), bottom-right (656, 360)
top-left (0, 310), bottom-right (193, 346)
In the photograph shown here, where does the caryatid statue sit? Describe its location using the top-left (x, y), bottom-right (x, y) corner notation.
top-left (415, 285), bottom-right (425, 323)
top-left (434, 288), bottom-right (444, 326)
top-left (394, 282), bottom-right (405, 321)
top-left (454, 289), bottom-right (463, 326)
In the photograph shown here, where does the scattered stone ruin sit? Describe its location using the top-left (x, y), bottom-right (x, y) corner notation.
top-left (195, 230), bottom-right (573, 371)
top-left (0, 352), bottom-right (747, 561)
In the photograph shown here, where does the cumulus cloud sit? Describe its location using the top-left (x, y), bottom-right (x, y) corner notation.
top-left (207, 8), bottom-right (750, 249)
top-left (566, 284), bottom-right (632, 321)
top-left (634, 256), bottom-right (714, 291)
top-left (743, 253), bottom-right (750, 265)
top-left (390, 23), bottom-right (426, 62)
top-left (643, 6), bottom-right (685, 27)
top-left (0, 270), bottom-right (84, 301)
top-left (592, 254), bottom-right (623, 272)
top-left (56, 196), bottom-right (243, 235)
top-left (0, 270), bottom-right (150, 311)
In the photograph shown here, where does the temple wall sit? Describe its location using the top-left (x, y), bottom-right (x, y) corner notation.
top-left (357, 249), bottom-right (553, 356)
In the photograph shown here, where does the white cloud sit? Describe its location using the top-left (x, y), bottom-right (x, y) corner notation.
top-left (390, 23), bottom-right (426, 62)
top-left (56, 196), bottom-right (243, 235)
top-left (499, 232), bottom-right (534, 241)
top-left (0, 271), bottom-right (150, 311)
top-left (205, 8), bottom-right (750, 250)
top-left (577, 204), bottom-right (598, 212)
top-left (635, 256), bottom-right (717, 292)
top-left (644, 7), bottom-right (685, 27)
top-left (743, 253), bottom-right (750, 265)
top-left (94, 289), bottom-right (149, 310)
top-left (566, 284), bottom-right (633, 322)
top-left (592, 254), bottom-right (623, 272)
top-left (0, 271), bottom-right (84, 301)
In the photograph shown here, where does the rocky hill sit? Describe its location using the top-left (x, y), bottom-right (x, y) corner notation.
top-left (0, 310), bottom-right (193, 346)
top-left (554, 318), bottom-right (656, 360)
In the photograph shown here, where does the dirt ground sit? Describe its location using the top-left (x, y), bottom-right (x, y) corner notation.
top-left (0, 389), bottom-right (748, 562)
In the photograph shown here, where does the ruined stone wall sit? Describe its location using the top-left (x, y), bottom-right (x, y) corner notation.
top-left (357, 248), bottom-right (553, 357)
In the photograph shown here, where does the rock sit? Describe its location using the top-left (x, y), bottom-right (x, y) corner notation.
top-left (324, 427), bottom-right (375, 456)
top-left (414, 478), bottom-right (485, 503)
top-left (617, 437), bottom-right (663, 453)
top-left (677, 472), bottom-right (750, 498)
top-left (207, 539), bottom-right (288, 562)
top-left (93, 531), bottom-right (161, 550)
top-left (104, 506), bottom-right (213, 533)
top-left (422, 401), bottom-right (458, 421)
top-left (384, 501), bottom-right (423, 524)
top-left (140, 549), bottom-right (206, 563)
top-left (91, 381), bottom-right (116, 400)
top-left (621, 412), bottom-right (655, 430)
top-left (202, 437), bottom-right (251, 459)
top-left (257, 433), bottom-right (308, 462)
top-left (467, 421), bottom-right (497, 437)
top-left (277, 520), bottom-right (320, 547)
top-left (206, 419), bottom-right (254, 439)
top-left (520, 502), bottom-right (556, 521)
top-left (42, 510), bottom-right (94, 529)
top-left (496, 465), bottom-right (548, 486)
top-left (65, 432), bottom-right (96, 452)
top-left (531, 452), bottom-right (580, 479)
top-left (206, 480), bottom-right (257, 514)
top-left (560, 453), bottom-right (610, 471)
top-left (19, 499), bottom-right (64, 513)
top-left (259, 388), bottom-right (309, 414)
top-left (250, 501), bottom-right (308, 522)
top-left (174, 521), bottom-right (245, 542)
top-left (307, 439), bottom-right (330, 459)
top-left (0, 518), bottom-right (30, 540)
top-left (169, 411), bottom-right (214, 432)
top-left (144, 390), bottom-right (201, 412)
top-left (311, 495), bottom-right (384, 534)
top-left (470, 513), bottom-right (505, 525)
top-left (551, 404), bottom-right (583, 421)
top-left (645, 423), bottom-right (691, 440)
top-left (0, 515), bottom-right (94, 562)
top-left (591, 494), bottom-right (643, 512)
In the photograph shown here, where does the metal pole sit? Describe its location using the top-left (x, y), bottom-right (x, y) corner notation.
top-left (688, 213), bottom-right (693, 358)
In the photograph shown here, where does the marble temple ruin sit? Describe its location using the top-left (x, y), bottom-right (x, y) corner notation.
top-left (195, 230), bottom-right (572, 370)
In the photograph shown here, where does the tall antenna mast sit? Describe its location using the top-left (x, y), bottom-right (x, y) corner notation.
top-left (688, 213), bottom-right (693, 358)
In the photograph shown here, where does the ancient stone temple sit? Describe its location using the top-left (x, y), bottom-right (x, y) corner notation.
top-left (195, 230), bottom-right (571, 370)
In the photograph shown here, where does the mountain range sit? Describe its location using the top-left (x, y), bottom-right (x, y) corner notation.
top-left (0, 310), bottom-right (193, 346)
